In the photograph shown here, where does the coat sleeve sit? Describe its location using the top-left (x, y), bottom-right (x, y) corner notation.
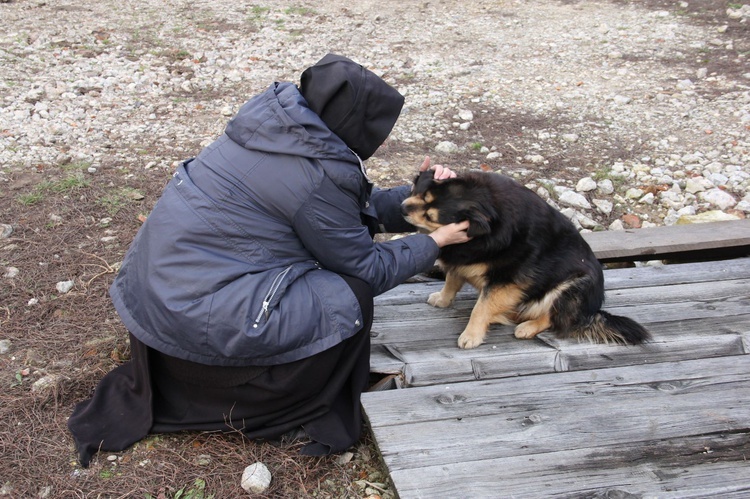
top-left (291, 176), bottom-right (439, 296)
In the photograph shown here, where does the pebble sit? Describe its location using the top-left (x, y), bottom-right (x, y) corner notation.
top-left (241, 462), bottom-right (272, 494)
top-left (576, 177), bottom-right (597, 192)
top-left (3, 267), bottom-right (19, 278)
top-left (56, 280), bottom-right (75, 293)
top-left (435, 141), bottom-right (459, 154)
top-left (558, 190), bottom-right (591, 210)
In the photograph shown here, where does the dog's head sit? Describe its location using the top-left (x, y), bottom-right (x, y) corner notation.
top-left (401, 171), bottom-right (498, 238)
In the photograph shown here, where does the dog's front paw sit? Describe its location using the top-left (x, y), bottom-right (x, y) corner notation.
top-left (458, 330), bottom-right (485, 349)
top-left (427, 291), bottom-right (453, 308)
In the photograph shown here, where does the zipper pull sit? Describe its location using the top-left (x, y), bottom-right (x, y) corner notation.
top-left (253, 301), bottom-right (270, 328)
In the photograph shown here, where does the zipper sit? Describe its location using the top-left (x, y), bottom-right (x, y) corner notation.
top-left (253, 265), bottom-right (293, 329)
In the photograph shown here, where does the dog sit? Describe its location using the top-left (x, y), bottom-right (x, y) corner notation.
top-left (401, 170), bottom-right (650, 349)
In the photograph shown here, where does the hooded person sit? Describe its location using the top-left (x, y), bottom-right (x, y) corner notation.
top-left (67, 54), bottom-right (470, 467)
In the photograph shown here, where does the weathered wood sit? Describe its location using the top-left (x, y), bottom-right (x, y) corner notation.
top-left (362, 356), bottom-right (750, 498)
top-left (388, 439), bottom-right (750, 498)
top-left (582, 219), bottom-right (750, 262)
top-left (364, 257), bottom-right (750, 498)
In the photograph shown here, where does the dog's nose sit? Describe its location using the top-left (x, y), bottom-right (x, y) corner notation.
top-left (400, 202), bottom-right (411, 217)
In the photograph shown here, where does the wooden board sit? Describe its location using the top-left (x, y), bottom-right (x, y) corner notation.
top-left (362, 356), bottom-right (750, 498)
top-left (362, 257), bottom-right (750, 498)
top-left (582, 219), bottom-right (750, 262)
top-left (370, 258), bottom-right (750, 385)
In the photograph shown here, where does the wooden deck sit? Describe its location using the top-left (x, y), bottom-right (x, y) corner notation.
top-left (361, 222), bottom-right (750, 498)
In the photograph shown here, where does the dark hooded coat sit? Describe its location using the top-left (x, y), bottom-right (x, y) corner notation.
top-left (109, 55), bottom-right (439, 366)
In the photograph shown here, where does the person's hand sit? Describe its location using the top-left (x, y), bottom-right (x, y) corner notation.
top-left (419, 156), bottom-right (457, 180)
top-left (428, 220), bottom-right (472, 247)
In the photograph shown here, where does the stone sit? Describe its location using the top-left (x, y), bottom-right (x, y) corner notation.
top-left (557, 190), bottom-right (591, 210)
top-left (56, 280), bottom-right (75, 293)
top-left (576, 177), bottom-right (597, 192)
top-left (699, 189), bottom-right (737, 210)
top-left (435, 141), bottom-right (459, 154)
top-left (241, 462), bottom-right (272, 494)
top-left (676, 210), bottom-right (741, 224)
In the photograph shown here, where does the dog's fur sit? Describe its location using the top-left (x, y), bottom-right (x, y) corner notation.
top-left (401, 170), bottom-right (650, 349)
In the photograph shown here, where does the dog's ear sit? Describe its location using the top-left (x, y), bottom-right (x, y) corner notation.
top-left (413, 170), bottom-right (436, 194)
top-left (465, 211), bottom-right (492, 237)
top-left (460, 197), bottom-right (499, 238)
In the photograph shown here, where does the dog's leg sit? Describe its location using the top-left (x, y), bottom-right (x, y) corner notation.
top-left (458, 284), bottom-right (523, 349)
top-left (457, 294), bottom-right (493, 348)
top-left (514, 315), bottom-right (552, 339)
top-left (427, 270), bottom-right (464, 308)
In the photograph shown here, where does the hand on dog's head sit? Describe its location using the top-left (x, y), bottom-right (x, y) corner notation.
top-left (403, 171), bottom-right (497, 238)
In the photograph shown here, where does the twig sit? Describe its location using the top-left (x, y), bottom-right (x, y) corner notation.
top-left (77, 250), bottom-right (117, 286)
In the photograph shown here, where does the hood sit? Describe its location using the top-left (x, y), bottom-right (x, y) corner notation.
top-left (299, 53), bottom-right (404, 160)
top-left (225, 81), bottom-right (355, 162)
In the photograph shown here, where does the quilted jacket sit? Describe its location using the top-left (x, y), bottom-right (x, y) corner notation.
top-left (109, 81), bottom-right (439, 366)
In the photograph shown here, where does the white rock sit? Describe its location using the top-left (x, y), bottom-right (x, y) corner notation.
top-left (486, 151), bottom-right (502, 160)
top-left (613, 95), bottom-right (631, 105)
top-left (608, 219), bottom-right (625, 231)
top-left (3, 267), bottom-right (19, 278)
top-left (576, 213), bottom-right (599, 229)
top-left (558, 190), bottom-right (591, 210)
top-left (458, 109), bottom-right (473, 121)
top-left (639, 192), bottom-right (655, 205)
top-left (0, 339), bottom-right (10, 355)
top-left (435, 141), bottom-right (459, 154)
top-left (562, 133), bottom-right (579, 143)
top-left (677, 210), bottom-right (741, 224)
top-left (592, 199), bottom-right (613, 214)
top-left (596, 179), bottom-right (615, 195)
top-left (525, 154), bottom-right (545, 164)
top-left (685, 177), bottom-right (712, 194)
top-left (56, 280), bottom-right (75, 293)
top-left (625, 188), bottom-right (644, 200)
top-left (699, 188), bottom-right (737, 210)
top-left (576, 177), bottom-right (597, 192)
top-left (32, 374), bottom-right (63, 393)
top-left (676, 79), bottom-right (694, 90)
top-left (735, 200), bottom-right (750, 213)
top-left (241, 462), bottom-right (272, 494)
top-left (0, 224), bottom-right (12, 239)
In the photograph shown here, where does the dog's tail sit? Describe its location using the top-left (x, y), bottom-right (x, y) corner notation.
top-left (576, 311), bottom-right (651, 345)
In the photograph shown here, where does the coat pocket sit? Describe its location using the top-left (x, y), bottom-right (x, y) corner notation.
top-left (252, 261), bottom-right (320, 329)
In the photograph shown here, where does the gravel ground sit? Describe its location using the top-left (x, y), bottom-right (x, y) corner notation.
top-left (1, 0), bottom-right (748, 497)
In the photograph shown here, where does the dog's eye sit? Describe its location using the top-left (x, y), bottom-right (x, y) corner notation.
top-left (424, 212), bottom-right (433, 222)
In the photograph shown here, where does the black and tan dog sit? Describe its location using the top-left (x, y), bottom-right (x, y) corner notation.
top-left (401, 170), bottom-right (650, 349)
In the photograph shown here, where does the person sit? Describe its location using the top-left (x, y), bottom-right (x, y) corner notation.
top-left (67, 53), bottom-right (471, 467)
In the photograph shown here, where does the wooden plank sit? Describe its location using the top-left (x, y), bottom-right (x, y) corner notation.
top-left (374, 258), bottom-right (750, 308)
top-left (364, 355), bottom-right (750, 427)
top-left (582, 219), bottom-right (750, 262)
top-left (388, 437), bottom-right (750, 498)
top-left (362, 356), bottom-right (750, 496)
top-left (370, 315), bottom-right (749, 382)
top-left (373, 317), bottom-right (749, 384)
top-left (370, 278), bottom-right (750, 348)
top-left (601, 256), bottom-right (750, 289)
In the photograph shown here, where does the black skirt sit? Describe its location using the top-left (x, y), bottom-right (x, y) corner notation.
top-left (68, 276), bottom-right (373, 467)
